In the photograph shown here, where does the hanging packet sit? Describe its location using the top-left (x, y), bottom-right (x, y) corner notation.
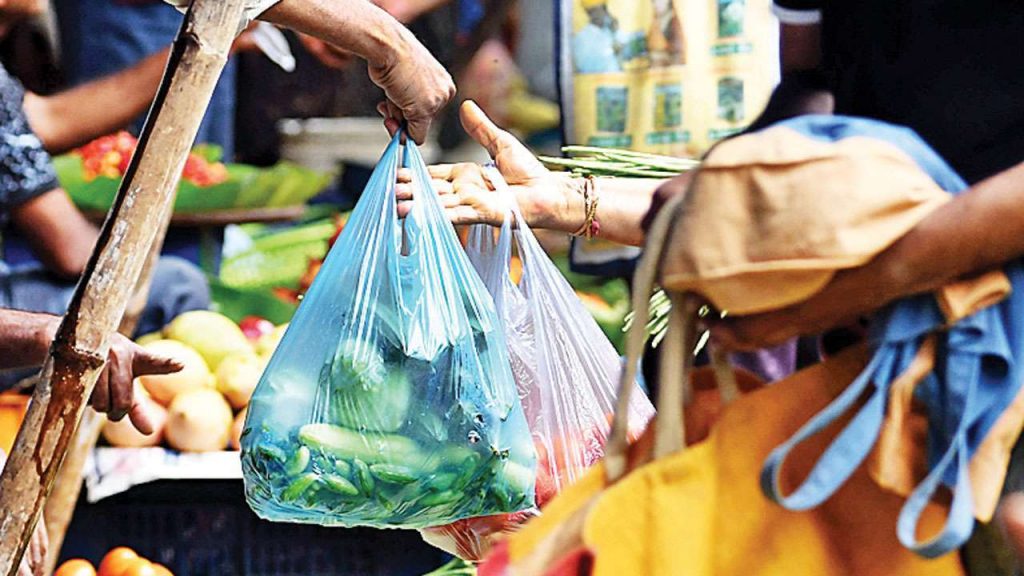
top-left (421, 167), bottom-right (655, 559)
top-left (240, 131), bottom-right (537, 529)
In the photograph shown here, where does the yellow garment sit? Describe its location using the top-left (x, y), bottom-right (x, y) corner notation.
top-left (506, 367), bottom-right (756, 572)
top-left (659, 127), bottom-right (953, 314)
top-left (500, 257), bottom-right (1012, 576)
top-left (506, 348), bottom-right (965, 576)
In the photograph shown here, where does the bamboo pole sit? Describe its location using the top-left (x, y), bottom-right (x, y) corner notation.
top-left (0, 1), bottom-right (246, 572)
top-left (42, 222), bottom-right (169, 574)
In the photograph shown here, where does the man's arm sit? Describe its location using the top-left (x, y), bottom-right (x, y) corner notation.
top-left (258, 0), bottom-right (454, 143)
top-left (21, 48), bottom-right (169, 155)
top-left (9, 189), bottom-right (98, 279)
top-left (0, 309), bottom-right (58, 370)
top-left (0, 309), bottom-right (183, 430)
top-left (710, 161), bottom-right (1024, 350)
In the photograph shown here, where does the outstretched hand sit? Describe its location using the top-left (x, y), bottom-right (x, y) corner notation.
top-left (396, 101), bottom-right (567, 227)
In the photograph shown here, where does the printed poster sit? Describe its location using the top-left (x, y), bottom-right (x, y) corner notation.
top-left (559, 0), bottom-right (779, 274)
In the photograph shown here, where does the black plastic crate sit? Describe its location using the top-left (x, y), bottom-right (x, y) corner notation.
top-left (58, 480), bottom-right (450, 575)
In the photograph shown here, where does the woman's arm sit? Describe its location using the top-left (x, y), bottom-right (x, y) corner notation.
top-left (397, 100), bottom-right (674, 247)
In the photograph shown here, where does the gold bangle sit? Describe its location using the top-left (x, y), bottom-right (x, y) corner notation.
top-left (571, 175), bottom-right (601, 239)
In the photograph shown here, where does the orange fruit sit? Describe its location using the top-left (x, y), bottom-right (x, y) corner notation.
top-left (152, 564), bottom-right (174, 576)
top-left (55, 559), bottom-right (97, 576)
top-left (120, 558), bottom-right (158, 576)
top-left (98, 547), bottom-right (139, 576)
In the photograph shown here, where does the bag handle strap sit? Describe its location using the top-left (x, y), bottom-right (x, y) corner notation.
top-left (896, 350), bottom-right (978, 557)
top-left (603, 174), bottom-right (737, 479)
top-left (760, 348), bottom-right (894, 509)
top-left (760, 333), bottom-right (968, 528)
top-left (652, 293), bottom-right (699, 460)
top-left (604, 186), bottom-right (690, 482)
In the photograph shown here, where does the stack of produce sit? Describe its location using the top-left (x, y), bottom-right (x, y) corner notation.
top-left (101, 311), bottom-right (287, 453)
top-left (538, 145), bottom-right (698, 177)
top-left (75, 132), bottom-right (228, 186)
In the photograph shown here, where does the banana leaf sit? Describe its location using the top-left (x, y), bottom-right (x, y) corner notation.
top-left (56, 154), bottom-right (331, 213)
top-left (56, 154), bottom-right (257, 213)
top-left (234, 161), bottom-right (334, 209)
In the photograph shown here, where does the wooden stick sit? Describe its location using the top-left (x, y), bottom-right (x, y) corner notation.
top-left (0, 1), bottom-right (245, 572)
top-left (42, 222), bottom-right (169, 574)
top-left (40, 411), bottom-right (101, 573)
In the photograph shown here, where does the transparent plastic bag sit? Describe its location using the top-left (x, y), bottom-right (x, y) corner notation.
top-left (240, 133), bottom-right (536, 529)
top-left (420, 167), bottom-right (655, 558)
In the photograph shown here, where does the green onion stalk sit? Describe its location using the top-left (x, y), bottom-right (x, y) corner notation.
top-left (540, 145), bottom-right (702, 348)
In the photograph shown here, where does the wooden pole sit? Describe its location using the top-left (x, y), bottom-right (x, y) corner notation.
top-left (0, 1), bottom-right (245, 572)
top-left (41, 222), bottom-right (169, 574)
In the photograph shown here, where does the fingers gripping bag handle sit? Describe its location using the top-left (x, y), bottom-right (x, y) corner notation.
top-left (240, 129), bottom-right (536, 529)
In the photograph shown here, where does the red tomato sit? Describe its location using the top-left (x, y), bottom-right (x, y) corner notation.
top-left (239, 316), bottom-right (274, 341)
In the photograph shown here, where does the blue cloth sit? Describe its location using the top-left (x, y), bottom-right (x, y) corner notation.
top-left (53, 0), bottom-right (237, 158)
top-left (0, 255), bottom-right (210, 338)
top-left (758, 115), bottom-right (1024, 558)
top-left (0, 255), bottom-right (210, 389)
top-left (457, 0), bottom-right (485, 36)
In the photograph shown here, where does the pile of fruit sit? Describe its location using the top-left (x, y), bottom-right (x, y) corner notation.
top-left (75, 132), bottom-right (228, 186)
top-left (101, 311), bottom-right (287, 452)
top-left (56, 547), bottom-right (172, 576)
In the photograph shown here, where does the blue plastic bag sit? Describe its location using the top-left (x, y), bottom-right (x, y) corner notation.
top-left (240, 131), bottom-right (537, 529)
